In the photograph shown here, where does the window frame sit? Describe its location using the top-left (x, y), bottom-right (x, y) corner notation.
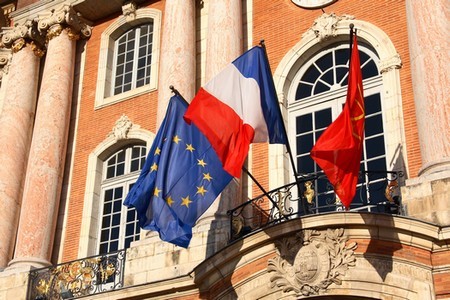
top-left (270, 19), bottom-right (406, 201)
top-left (94, 8), bottom-right (161, 109)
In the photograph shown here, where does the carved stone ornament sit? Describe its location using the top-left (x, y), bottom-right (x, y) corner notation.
top-left (122, 1), bottom-right (138, 22)
top-left (38, 4), bottom-right (92, 42)
top-left (268, 228), bottom-right (357, 296)
top-left (109, 114), bottom-right (134, 141)
top-left (304, 13), bottom-right (354, 41)
top-left (379, 53), bottom-right (402, 74)
top-left (0, 51), bottom-right (12, 80)
top-left (1, 20), bottom-right (46, 56)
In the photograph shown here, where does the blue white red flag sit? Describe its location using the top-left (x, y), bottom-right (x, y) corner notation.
top-left (124, 95), bottom-right (233, 247)
top-left (184, 46), bottom-right (287, 178)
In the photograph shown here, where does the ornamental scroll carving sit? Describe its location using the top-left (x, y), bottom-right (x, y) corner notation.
top-left (268, 228), bottom-right (357, 296)
top-left (304, 13), bottom-right (354, 41)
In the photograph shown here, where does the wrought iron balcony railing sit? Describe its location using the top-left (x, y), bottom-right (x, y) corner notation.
top-left (228, 170), bottom-right (403, 241)
top-left (28, 249), bottom-right (125, 300)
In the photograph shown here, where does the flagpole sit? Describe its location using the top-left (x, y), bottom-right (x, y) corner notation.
top-left (259, 40), bottom-right (310, 215)
top-left (349, 23), bottom-right (354, 62)
top-left (169, 86), bottom-right (284, 213)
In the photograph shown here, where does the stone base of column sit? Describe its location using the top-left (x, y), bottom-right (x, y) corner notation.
top-left (418, 157), bottom-right (450, 177)
top-left (402, 169), bottom-right (450, 226)
top-left (7, 257), bottom-right (52, 271)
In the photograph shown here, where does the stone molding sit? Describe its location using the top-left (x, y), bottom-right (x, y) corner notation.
top-left (379, 53), bottom-right (403, 74)
top-left (304, 13), bottom-right (355, 41)
top-left (268, 228), bottom-right (357, 296)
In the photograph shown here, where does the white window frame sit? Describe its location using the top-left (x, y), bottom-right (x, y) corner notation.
top-left (271, 19), bottom-right (405, 192)
top-left (97, 145), bottom-right (145, 254)
top-left (95, 8), bottom-right (161, 109)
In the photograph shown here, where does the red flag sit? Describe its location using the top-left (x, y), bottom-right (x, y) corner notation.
top-left (310, 33), bottom-right (365, 209)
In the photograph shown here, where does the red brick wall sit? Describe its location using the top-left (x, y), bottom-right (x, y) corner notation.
top-left (251, 0), bottom-right (421, 193)
top-left (62, 1), bottom-right (164, 261)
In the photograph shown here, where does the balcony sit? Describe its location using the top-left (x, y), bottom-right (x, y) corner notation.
top-left (228, 170), bottom-right (403, 241)
top-left (28, 250), bottom-right (125, 300)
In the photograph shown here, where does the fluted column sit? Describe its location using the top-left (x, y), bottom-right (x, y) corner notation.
top-left (8, 6), bottom-right (91, 269)
top-left (0, 22), bottom-right (44, 269)
top-left (157, 0), bottom-right (196, 125)
top-left (204, 0), bottom-right (243, 219)
top-left (406, 0), bottom-right (450, 176)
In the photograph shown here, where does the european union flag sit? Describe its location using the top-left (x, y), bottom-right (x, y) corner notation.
top-left (124, 95), bottom-right (233, 248)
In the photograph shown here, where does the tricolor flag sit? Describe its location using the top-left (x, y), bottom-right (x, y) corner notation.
top-left (310, 33), bottom-right (365, 209)
top-left (124, 95), bottom-right (232, 247)
top-left (184, 46), bottom-right (287, 178)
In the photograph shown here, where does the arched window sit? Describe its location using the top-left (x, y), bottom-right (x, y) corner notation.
top-left (288, 41), bottom-right (388, 212)
top-left (98, 144), bottom-right (146, 254)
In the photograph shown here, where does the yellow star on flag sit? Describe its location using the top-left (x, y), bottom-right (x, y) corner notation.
top-left (150, 162), bottom-right (158, 172)
top-left (154, 187), bottom-right (161, 197)
top-left (154, 147), bottom-right (161, 155)
top-left (196, 186), bottom-right (207, 196)
top-left (197, 159), bottom-right (207, 167)
top-left (203, 173), bottom-right (213, 181)
top-left (166, 196), bottom-right (174, 207)
top-left (181, 196), bottom-right (192, 207)
top-left (173, 135), bottom-right (181, 144)
top-left (186, 144), bottom-right (195, 152)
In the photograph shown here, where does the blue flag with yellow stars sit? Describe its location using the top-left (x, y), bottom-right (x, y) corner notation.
top-left (124, 95), bottom-right (233, 248)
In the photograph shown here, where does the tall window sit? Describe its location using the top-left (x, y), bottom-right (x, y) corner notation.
top-left (289, 42), bottom-right (387, 212)
top-left (99, 144), bottom-right (146, 254)
top-left (112, 23), bottom-right (154, 96)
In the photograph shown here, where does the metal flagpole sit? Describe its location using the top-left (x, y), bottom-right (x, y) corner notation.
top-left (259, 40), bottom-right (310, 215)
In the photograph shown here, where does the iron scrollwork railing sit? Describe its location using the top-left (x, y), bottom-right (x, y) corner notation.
top-left (228, 170), bottom-right (403, 241)
top-left (28, 250), bottom-right (125, 300)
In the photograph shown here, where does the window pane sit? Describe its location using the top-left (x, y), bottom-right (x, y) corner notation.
top-left (314, 108), bottom-right (332, 130)
top-left (296, 114), bottom-right (312, 134)
top-left (315, 52), bottom-right (332, 72)
top-left (297, 134), bottom-right (313, 153)
top-left (365, 114), bottom-right (383, 137)
top-left (365, 135), bottom-right (386, 158)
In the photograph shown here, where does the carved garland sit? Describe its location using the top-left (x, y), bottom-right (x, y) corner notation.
top-left (268, 228), bottom-right (357, 296)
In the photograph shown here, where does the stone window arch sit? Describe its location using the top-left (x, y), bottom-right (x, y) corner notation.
top-left (78, 117), bottom-right (154, 257)
top-left (94, 7), bottom-right (161, 109)
top-left (270, 15), bottom-right (404, 208)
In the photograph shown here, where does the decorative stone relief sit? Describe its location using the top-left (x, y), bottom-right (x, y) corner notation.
top-left (304, 13), bottom-right (354, 41)
top-left (122, 1), bottom-right (138, 22)
top-left (0, 20), bottom-right (46, 56)
top-left (268, 228), bottom-right (357, 296)
top-left (379, 53), bottom-right (402, 74)
top-left (0, 51), bottom-right (12, 80)
top-left (37, 4), bottom-right (92, 42)
top-left (109, 114), bottom-right (134, 141)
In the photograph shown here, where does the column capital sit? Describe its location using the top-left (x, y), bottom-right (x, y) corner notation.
top-left (38, 4), bottom-right (92, 42)
top-left (1, 20), bottom-right (46, 57)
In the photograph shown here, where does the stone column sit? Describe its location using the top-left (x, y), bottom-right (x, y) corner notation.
top-left (8, 6), bottom-right (91, 269)
top-left (201, 0), bottom-right (243, 231)
top-left (0, 22), bottom-right (44, 269)
top-left (406, 0), bottom-right (450, 176)
top-left (157, 0), bottom-right (196, 125)
top-left (402, 0), bottom-right (450, 226)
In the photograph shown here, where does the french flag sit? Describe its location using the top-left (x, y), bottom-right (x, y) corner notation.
top-left (184, 46), bottom-right (287, 178)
